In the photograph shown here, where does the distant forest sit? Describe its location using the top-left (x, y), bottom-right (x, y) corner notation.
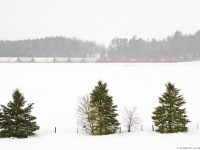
top-left (0, 37), bottom-right (105, 57)
top-left (0, 31), bottom-right (200, 61)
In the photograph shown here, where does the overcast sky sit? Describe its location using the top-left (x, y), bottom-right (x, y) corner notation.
top-left (0, 0), bottom-right (200, 45)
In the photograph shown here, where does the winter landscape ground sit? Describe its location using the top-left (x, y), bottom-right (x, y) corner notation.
top-left (0, 62), bottom-right (200, 150)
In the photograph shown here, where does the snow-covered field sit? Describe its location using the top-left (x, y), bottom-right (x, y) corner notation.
top-left (0, 62), bottom-right (200, 150)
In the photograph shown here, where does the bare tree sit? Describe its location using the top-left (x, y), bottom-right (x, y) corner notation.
top-left (122, 106), bottom-right (140, 132)
top-left (76, 94), bottom-right (93, 133)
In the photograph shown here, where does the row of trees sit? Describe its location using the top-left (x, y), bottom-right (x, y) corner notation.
top-left (77, 81), bottom-right (190, 135)
top-left (0, 81), bottom-right (190, 138)
top-left (108, 31), bottom-right (200, 61)
top-left (0, 37), bottom-right (105, 57)
top-left (0, 31), bottom-right (200, 61)
top-left (76, 81), bottom-right (140, 135)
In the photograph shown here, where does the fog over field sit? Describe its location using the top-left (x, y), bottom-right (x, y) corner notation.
top-left (1, 0), bottom-right (200, 44)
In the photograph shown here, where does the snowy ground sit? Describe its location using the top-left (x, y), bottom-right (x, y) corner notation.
top-left (0, 62), bottom-right (200, 150)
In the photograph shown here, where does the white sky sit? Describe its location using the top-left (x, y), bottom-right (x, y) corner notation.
top-left (0, 0), bottom-right (200, 45)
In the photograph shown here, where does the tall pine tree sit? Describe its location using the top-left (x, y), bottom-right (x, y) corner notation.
top-left (0, 89), bottom-right (39, 138)
top-left (89, 81), bottom-right (120, 135)
top-left (152, 82), bottom-right (190, 133)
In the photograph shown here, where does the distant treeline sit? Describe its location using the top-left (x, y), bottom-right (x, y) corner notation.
top-left (108, 31), bottom-right (200, 61)
top-left (0, 31), bottom-right (200, 61)
top-left (0, 37), bottom-right (105, 57)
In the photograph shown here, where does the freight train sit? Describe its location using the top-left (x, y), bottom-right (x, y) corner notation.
top-left (98, 57), bottom-right (177, 63)
top-left (0, 57), bottom-right (177, 63)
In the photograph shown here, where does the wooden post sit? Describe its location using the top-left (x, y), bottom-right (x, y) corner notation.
top-left (128, 125), bottom-right (131, 132)
top-left (77, 128), bottom-right (78, 133)
top-left (141, 125), bottom-right (143, 131)
top-left (55, 127), bottom-right (56, 133)
top-left (197, 123), bottom-right (198, 130)
top-left (119, 127), bottom-right (121, 133)
top-left (152, 125), bottom-right (154, 131)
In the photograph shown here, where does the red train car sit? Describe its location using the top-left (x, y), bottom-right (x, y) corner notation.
top-left (98, 57), bottom-right (177, 63)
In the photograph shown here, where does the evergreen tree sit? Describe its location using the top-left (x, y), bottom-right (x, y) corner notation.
top-left (89, 81), bottom-right (120, 135)
top-left (0, 109), bottom-right (2, 129)
top-left (0, 89), bottom-right (39, 138)
top-left (152, 82), bottom-right (190, 133)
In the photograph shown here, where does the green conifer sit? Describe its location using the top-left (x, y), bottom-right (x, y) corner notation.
top-left (89, 81), bottom-right (120, 135)
top-left (0, 89), bottom-right (39, 138)
top-left (152, 82), bottom-right (190, 133)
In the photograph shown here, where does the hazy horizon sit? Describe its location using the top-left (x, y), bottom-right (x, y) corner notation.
top-left (1, 0), bottom-right (200, 45)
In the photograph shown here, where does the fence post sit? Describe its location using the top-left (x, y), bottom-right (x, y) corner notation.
top-left (119, 127), bottom-right (121, 133)
top-left (77, 128), bottom-right (79, 133)
top-left (141, 125), bottom-right (143, 131)
top-left (197, 123), bottom-right (198, 130)
top-left (55, 127), bottom-right (56, 133)
top-left (152, 124), bottom-right (154, 131)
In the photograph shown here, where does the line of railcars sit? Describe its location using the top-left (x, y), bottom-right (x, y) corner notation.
top-left (0, 57), bottom-right (177, 63)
